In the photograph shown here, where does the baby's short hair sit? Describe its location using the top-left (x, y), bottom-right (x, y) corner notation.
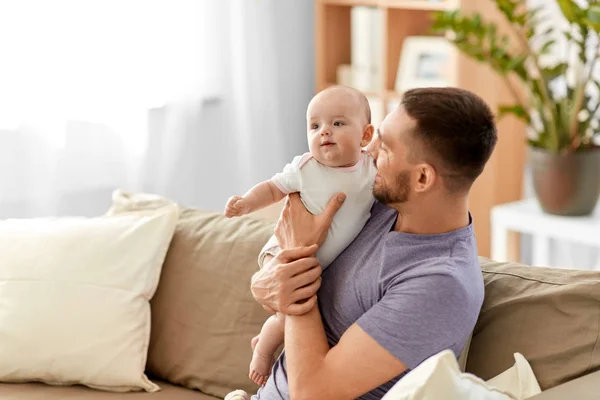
top-left (323, 85), bottom-right (371, 125)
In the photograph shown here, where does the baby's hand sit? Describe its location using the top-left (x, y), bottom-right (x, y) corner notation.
top-left (224, 196), bottom-right (250, 218)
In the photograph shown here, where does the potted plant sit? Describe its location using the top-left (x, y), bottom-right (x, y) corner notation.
top-left (433, 0), bottom-right (600, 216)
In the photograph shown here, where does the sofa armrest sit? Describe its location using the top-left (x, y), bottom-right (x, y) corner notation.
top-left (529, 370), bottom-right (600, 400)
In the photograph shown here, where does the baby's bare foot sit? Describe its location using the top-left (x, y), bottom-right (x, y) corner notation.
top-left (249, 346), bottom-right (274, 386)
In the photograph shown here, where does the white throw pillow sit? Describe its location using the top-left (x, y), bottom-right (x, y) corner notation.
top-left (487, 353), bottom-right (542, 399)
top-left (382, 350), bottom-right (525, 400)
top-left (0, 204), bottom-right (178, 392)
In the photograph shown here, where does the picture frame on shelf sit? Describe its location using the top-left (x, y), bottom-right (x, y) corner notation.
top-left (394, 36), bottom-right (457, 93)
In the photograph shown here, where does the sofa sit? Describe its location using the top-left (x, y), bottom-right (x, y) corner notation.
top-left (0, 192), bottom-right (599, 399)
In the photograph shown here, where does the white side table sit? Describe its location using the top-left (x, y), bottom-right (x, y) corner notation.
top-left (491, 199), bottom-right (600, 267)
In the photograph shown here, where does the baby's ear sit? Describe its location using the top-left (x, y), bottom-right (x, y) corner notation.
top-left (360, 124), bottom-right (374, 147)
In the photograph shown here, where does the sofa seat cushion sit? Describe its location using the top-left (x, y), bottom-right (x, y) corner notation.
top-left (0, 381), bottom-right (217, 400)
top-left (468, 258), bottom-right (600, 390)
top-left (529, 369), bottom-right (600, 400)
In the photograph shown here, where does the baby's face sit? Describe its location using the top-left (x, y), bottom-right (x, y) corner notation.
top-left (306, 88), bottom-right (368, 168)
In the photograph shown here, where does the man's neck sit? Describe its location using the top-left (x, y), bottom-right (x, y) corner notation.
top-left (391, 195), bottom-right (470, 235)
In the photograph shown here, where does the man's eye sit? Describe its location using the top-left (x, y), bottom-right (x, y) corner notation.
top-left (333, 121), bottom-right (343, 127)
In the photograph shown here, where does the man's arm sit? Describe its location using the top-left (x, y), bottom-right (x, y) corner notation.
top-left (285, 269), bottom-right (476, 400)
top-left (285, 307), bottom-right (407, 400)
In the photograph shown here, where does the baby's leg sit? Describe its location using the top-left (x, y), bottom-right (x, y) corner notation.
top-left (249, 313), bottom-right (285, 386)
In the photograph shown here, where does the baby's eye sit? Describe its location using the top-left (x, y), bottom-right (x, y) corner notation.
top-left (311, 124), bottom-right (319, 130)
top-left (333, 121), bottom-right (344, 127)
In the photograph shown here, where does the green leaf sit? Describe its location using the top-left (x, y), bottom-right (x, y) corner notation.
top-left (527, 5), bottom-right (545, 20)
top-left (495, 0), bottom-right (526, 27)
top-left (588, 5), bottom-right (600, 23)
top-left (431, 12), bottom-right (448, 31)
top-left (505, 55), bottom-right (527, 73)
top-left (512, 11), bottom-right (527, 26)
top-left (498, 105), bottom-right (531, 123)
top-left (578, 109), bottom-right (594, 139)
top-left (593, 80), bottom-right (600, 98)
top-left (578, 44), bottom-right (587, 64)
top-left (589, 81), bottom-right (600, 119)
top-left (563, 31), bottom-right (576, 42)
top-left (540, 26), bottom-right (554, 36)
top-left (542, 63), bottom-right (568, 80)
top-left (586, 5), bottom-right (600, 32)
top-left (540, 39), bottom-right (557, 55)
top-left (556, 0), bottom-right (584, 24)
top-left (535, 128), bottom-right (553, 149)
top-left (556, 98), bottom-right (572, 145)
top-left (527, 138), bottom-right (543, 148)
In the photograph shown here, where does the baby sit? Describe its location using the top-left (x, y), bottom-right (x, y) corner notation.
top-left (224, 85), bottom-right (377, 386)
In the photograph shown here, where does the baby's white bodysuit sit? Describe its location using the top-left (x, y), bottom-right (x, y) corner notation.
top-left (269, 150), bottom-right (376, 269)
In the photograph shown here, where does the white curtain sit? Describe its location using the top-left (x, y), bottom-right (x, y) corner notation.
top-left (0, 0), bottom-right (313, 218)
top-left (522, 0), bottom-right (600, 270)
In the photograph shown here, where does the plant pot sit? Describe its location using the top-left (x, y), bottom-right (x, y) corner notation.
top-left (530, 146), bottom-right (600, 216)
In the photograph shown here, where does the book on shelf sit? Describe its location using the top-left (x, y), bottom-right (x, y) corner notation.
top-left (350, 6), bottom-right (382, 93)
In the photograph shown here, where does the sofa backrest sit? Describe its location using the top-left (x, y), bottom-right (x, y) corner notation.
top-left (108, 191), bottom-right (274, 398)
top-left (109, 192), bottom-right (600, 395)
top-left (468, 258), bottom-right (600, 390)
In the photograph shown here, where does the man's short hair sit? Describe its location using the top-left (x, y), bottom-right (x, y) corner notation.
top-left (401, 87), bottom-right (498, 192)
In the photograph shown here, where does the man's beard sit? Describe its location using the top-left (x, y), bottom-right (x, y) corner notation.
top-left (373, 170), bottom-right (411, 205)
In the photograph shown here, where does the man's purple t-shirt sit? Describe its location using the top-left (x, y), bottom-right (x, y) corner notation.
top-left (254, 201), bottom-right (484, 399)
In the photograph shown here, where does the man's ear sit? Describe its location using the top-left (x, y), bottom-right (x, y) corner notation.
top-left (414, 163), bottom-right (436, 193)
top-left (360, 124), bottom-right (374, 147)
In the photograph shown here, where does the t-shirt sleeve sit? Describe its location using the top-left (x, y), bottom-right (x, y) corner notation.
top-left (356, 263), bottom-right (474, 370)
top-left (271, 155), bottom-right (304, 195)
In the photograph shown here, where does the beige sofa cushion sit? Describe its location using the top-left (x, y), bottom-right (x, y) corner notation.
top-left (467, 258), bottom-right (600, 390)
top-left (0, 381), bottom-right (217, 400)
top-left (108, 191), bottom-right (273, 398)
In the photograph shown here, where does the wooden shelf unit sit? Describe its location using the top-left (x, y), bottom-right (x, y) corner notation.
top-left (315, 0), bottom-right (526, 257)
top-left (321, 0), bottom-right (455, 11)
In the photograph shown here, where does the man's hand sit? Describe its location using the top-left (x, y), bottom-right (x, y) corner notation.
top-left (250, 245), bottom-right (322, 315)
top-left (275, 192), bottom-right (346, 249)
top-left (224, 196), bottom-right (250, 218)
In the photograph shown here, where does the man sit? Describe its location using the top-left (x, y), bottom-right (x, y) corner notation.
top-left (250, 87), bottom-right (497, 399)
